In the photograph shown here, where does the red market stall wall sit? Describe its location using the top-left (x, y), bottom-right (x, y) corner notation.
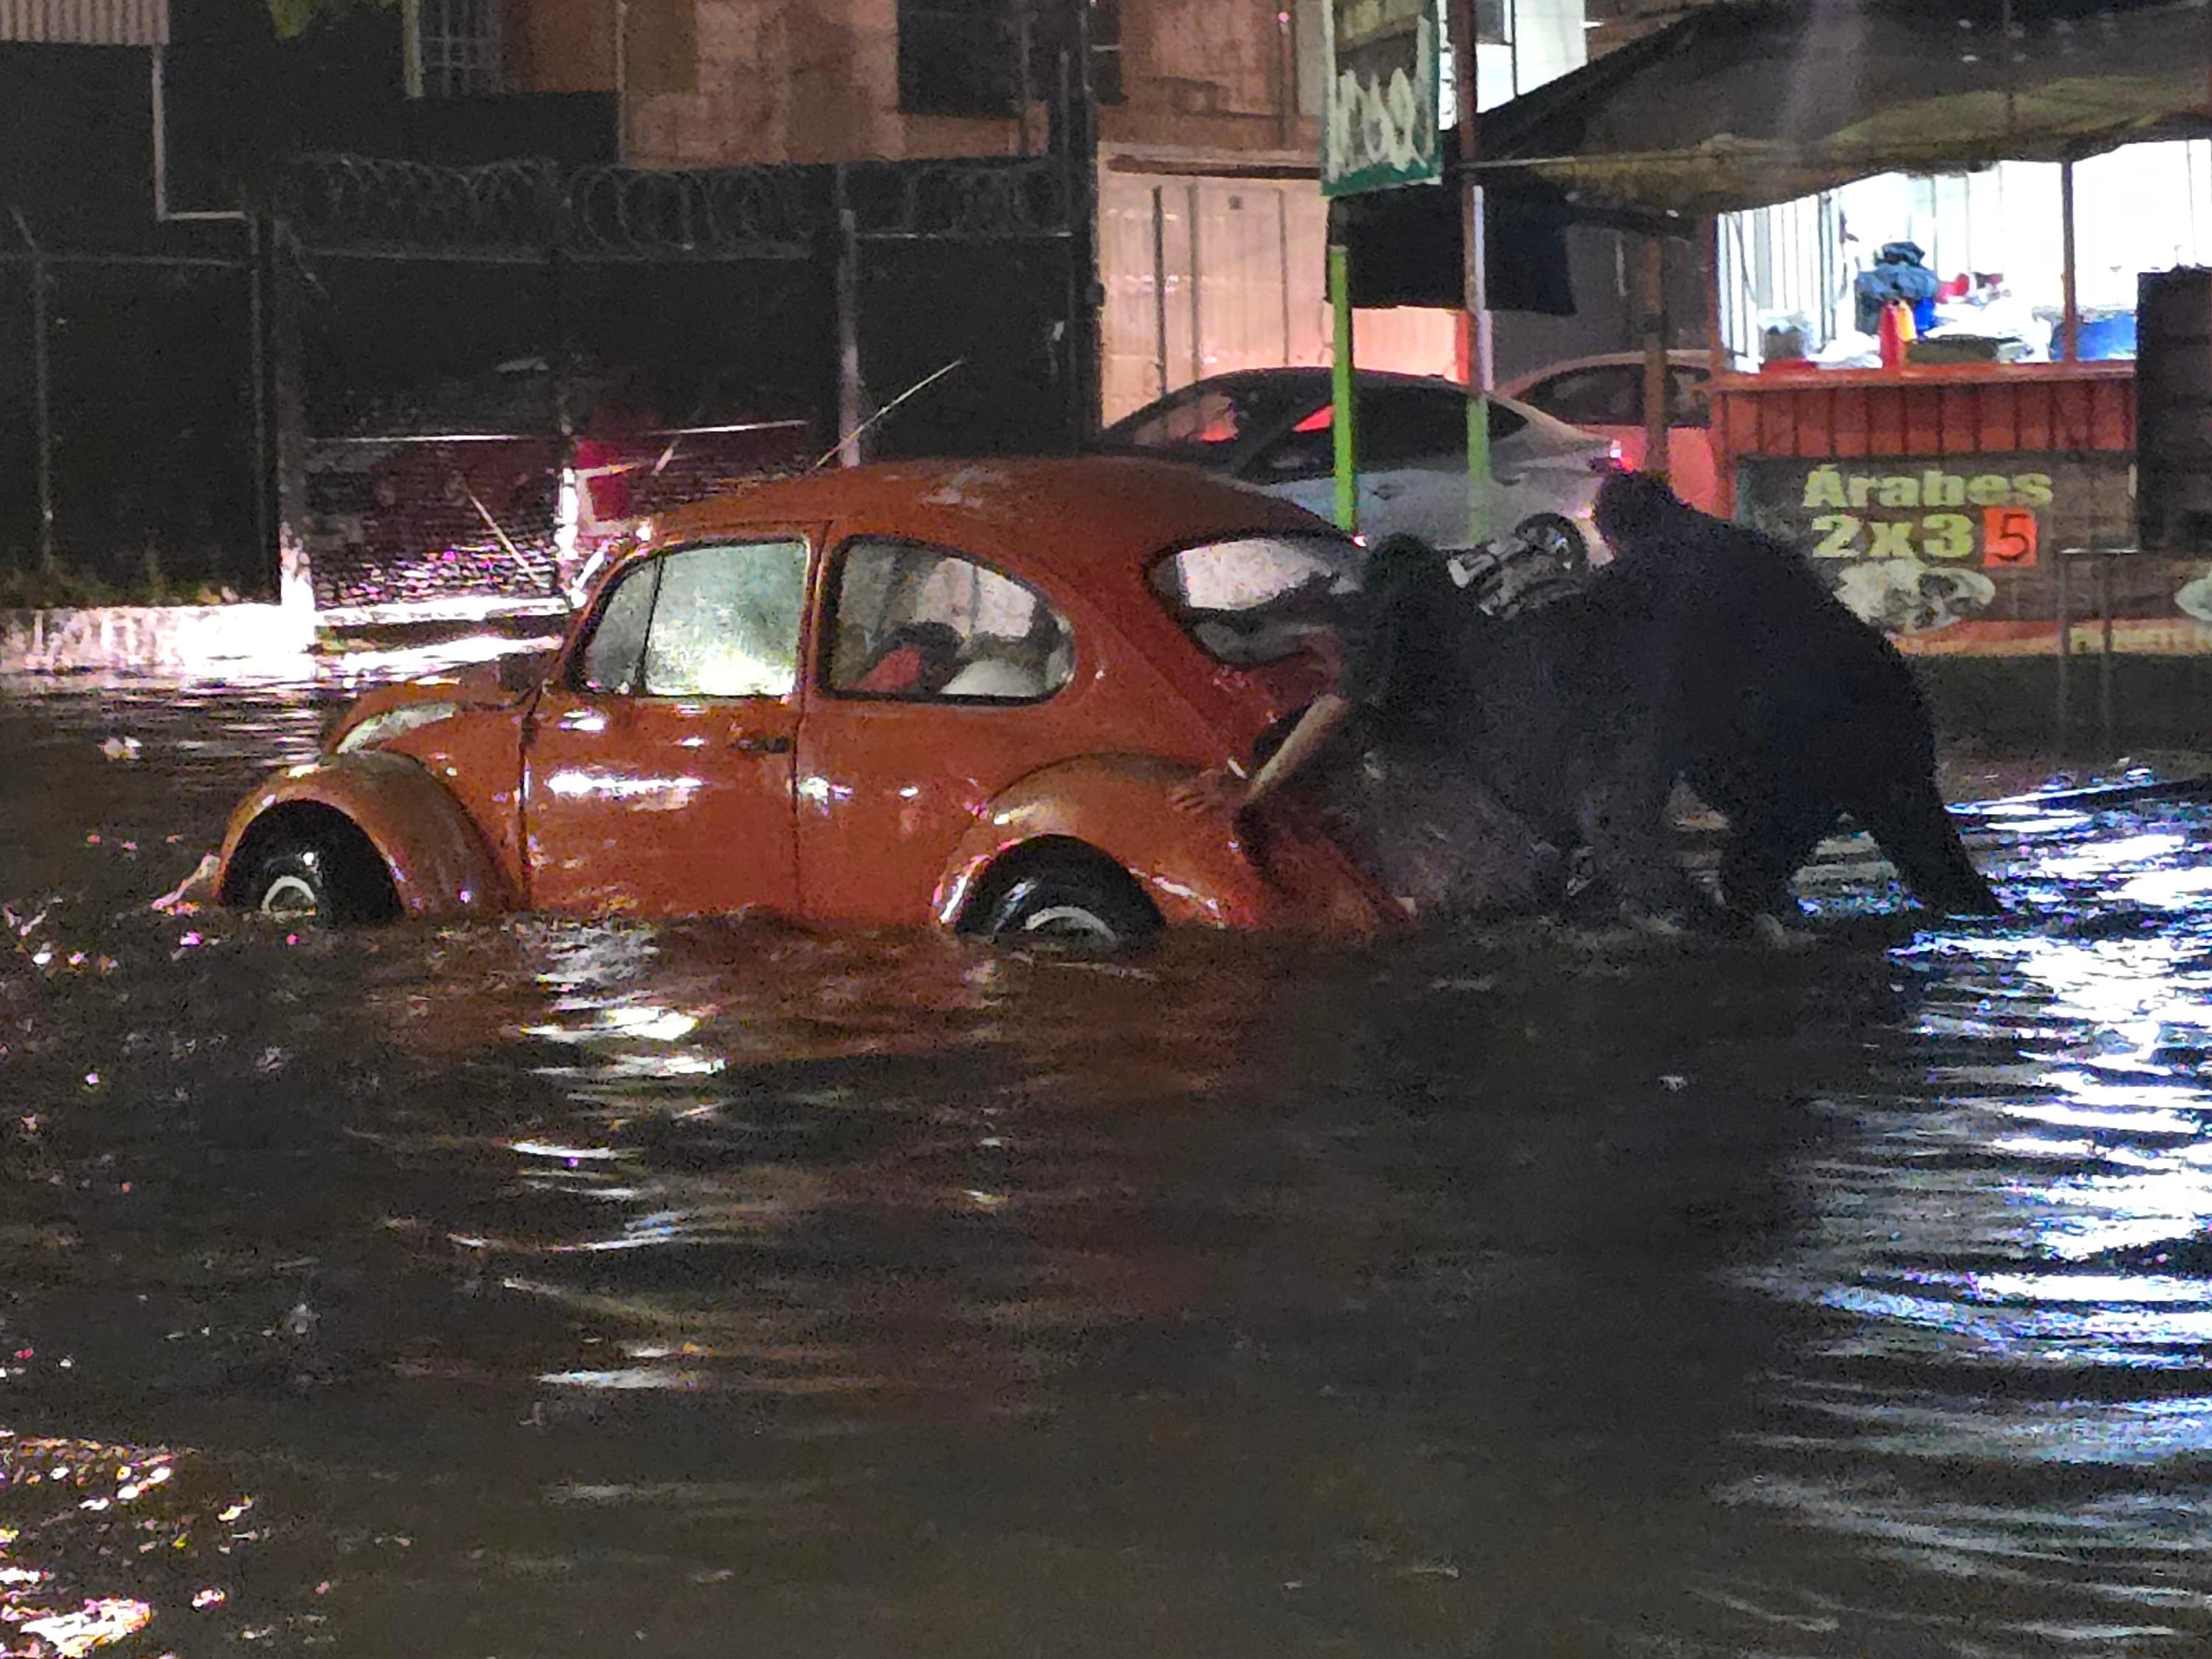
top-left (1711, 362), bottom-right (2212, 655)
top-left (1711, 361), bottom-right (2212, 751)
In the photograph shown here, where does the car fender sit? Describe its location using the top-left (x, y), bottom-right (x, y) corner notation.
top-left (932, 753), bottom-right (1385, 937)
top-left (218, 751), bottom-right (515, 918)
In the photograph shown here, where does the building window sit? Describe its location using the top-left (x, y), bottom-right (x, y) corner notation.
top-left (411, 0), bottom-right (502, 99)
top-left (897, 1), bottom-right (1123, 119)
top-left (900, 0), bottom-right (1023, 117)
top-left (1473, 0), bottom-right (1511, 45)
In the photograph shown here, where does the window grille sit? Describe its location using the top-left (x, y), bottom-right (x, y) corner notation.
top-left (416, 0), bottom-right (501, 98)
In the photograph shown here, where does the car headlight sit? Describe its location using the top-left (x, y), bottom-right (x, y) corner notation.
top-left (334, 700), bottom-right (460, 754)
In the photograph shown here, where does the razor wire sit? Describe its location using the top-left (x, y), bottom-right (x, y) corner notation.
top-left (843, 157), bottom-right (1077, 243)
top-left (279, 153), bottom-right (1079, 260)
top-left (565, 164), bottom-right (819, 260)
top-left (280, 153), bottom-right (564, 260)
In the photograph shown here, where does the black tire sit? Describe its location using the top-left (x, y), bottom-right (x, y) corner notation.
top-left (973, 859), bottom-right (1161, 950)
top-left (238, 828), bottom-right (399, 926)
top-left (1512, 512), bottom-right (1590, 574)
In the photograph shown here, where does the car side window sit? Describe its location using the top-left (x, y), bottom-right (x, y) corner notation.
top-left (574, 540), bottom-right (809, 699)
top-left (1526, 366), bottom-right (1641, 427)
top-left (827, 538), bottom-right (1075, 703)
top-left (1251, 387), bottom-right (1526, 479)
top-left (1248, 408), bottom-right (1335, 482)
top-left (641, 540), bottom-right (809, 698)
top-left (1357, 386), bottom-right (1469, 467)
top-left (577, 560), bottom-right (658, 694)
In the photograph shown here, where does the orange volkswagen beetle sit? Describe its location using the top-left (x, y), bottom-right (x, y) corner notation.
top-left (212, 457), bottom-right (1396, 947)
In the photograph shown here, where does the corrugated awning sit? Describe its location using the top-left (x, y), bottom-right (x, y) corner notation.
top-left (1466, 0), bottom-right (2212, 217)
top-left (0, 0), bottom-right (168, 46)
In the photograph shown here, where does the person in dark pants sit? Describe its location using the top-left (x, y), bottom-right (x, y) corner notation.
top-left (1588, 470), bottom-right (1999, 924)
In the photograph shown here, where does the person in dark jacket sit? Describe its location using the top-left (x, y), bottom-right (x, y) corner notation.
top-left (1172, 535), bottom-right (1556, 917)
top-left (1854, 240), bottom-right (1941, 335)
top-left (1587, 470), bottom-right (1998, 922)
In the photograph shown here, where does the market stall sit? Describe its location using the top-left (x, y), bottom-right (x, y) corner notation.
top-left (1451, 0), bottom-right (2212, 698)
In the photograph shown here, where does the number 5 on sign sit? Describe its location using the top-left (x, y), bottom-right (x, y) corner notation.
top-left (1983, 507), bottom-right (2039, 568)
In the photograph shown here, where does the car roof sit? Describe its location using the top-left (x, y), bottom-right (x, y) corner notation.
top-left (1497, 351), bottom-right (1712, 395)
top-left (620, 454), bottom-right (1343, 592)
top-left (1100, 367), bottom-right (1554, 434)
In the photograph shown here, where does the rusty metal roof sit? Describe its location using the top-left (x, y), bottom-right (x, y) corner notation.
top-left (1469, 0), bottom-right (2212, 216)
top-left (0, 0), bottom-right (167, 46)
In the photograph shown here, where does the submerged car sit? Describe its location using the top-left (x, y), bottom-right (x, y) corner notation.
top-left (212, 457), bottom-right (1395, 947)
top-left (1098, 368), bottom-right (1618, 567)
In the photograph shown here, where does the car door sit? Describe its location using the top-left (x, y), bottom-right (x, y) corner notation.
top-left (796, 536), bottom-right (1089, 926)
top-left (523, 535), bottom-right (812, 916)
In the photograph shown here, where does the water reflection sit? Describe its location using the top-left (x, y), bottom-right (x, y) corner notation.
top-left (1730, 801), bottom-right (2212, 1647)
top-left (8, 677), bottom-right (2212, 1652)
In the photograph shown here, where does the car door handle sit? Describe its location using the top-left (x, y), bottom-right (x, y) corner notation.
top-left (1493, 472), bottom-right (1525, 487)
top-left (729, 734), bottom-right (793, 755)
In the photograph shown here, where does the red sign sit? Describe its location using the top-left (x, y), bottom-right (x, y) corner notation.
top-left (1983, 507), bottom-right (2039, 568)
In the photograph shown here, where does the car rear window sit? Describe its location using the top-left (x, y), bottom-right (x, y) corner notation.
top-left (1148, 535), bottom-right (1366, 667)
top-left (1101, 380), bottom-right (1318, 465)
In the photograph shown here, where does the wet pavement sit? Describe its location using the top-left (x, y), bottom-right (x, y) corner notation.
top-left (4, 674), bottom-right (2212, 1657)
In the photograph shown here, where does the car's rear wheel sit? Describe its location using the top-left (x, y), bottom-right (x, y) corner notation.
top-left (236, 821), bottom-right (400, 926)
top-left (969, 851), bottom-right (1162, 951)
top-left (1512, 512), bottom-right (1590, 574)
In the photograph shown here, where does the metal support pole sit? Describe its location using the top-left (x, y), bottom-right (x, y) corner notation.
top-left (2098, 553), bottom-right (2115, 757)
top-left (611, 0), bottom-right (628, 161)
top-left (268, 226), bottom-right (312, 612)
top-left (248, 213), bottom-right (271, 568)
top-left (1704, 215), bottom-right (1731, 515)
top-left (1640, 234), bottom-right (1672, 479)
top-left (834, 167), bottom-right (867, 467)
top-left (1186, 181), bottom-right (1203, 387)
top-left (1453, 0), bottom-right (1491, 548)
top-left (401, 0), bottom-right (424, 98)
top-left (1015, 0), bottom-right (1036, 156)
top-left (13, 210), bottom-right (57, 570)
top-left (1151, 184), bottom-right (1170, 400)
top-left (2061, 158), bottom-right (2080, 363)
top-left (1329, 243), bottom-right (1357, 533)
top-left (2053, 554), bottom-right (2069, 751)
top-left (1054, 24), bottom-right (1102, 448)
top-left (150, 45), bottom-right (170, 221)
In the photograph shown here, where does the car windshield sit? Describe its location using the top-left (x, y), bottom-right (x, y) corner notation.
top-left (1148, 534), bottom-right (1366, 666)
top-left (1102, 380), bottom-right (1322, 465)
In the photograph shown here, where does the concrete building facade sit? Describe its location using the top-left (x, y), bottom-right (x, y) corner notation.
top-left (493, 0), bottom-right (1595, 420)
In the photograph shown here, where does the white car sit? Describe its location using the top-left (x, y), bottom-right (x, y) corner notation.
top-left (1497, 350), bottom-right (1720, 515)
top-left (1099, 369), bottom-right (1618, 568)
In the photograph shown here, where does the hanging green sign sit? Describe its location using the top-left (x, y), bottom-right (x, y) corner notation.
top-left (1321, 0), bottom-right (1443, 198)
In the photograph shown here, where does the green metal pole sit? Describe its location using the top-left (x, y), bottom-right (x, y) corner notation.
top-left (1455, 0), bottom-right (1492, 549)
top-left (1329, 243), bottom-right (1357, 532)
top-left (1461, 190), bottom-right (1492, 548)
top-left (1465, 380), bottom-right (1490, 547)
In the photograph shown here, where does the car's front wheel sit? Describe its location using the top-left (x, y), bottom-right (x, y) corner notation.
top-left (970, 852), bottom-right (1162, 951)
top-left (235, 820), bottom-right (401, 926)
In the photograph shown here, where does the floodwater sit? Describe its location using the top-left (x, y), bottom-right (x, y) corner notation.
top-left (4, 675), bottom-right (2212, 1659)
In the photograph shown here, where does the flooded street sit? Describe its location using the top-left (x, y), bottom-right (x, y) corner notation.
top-left (4, 677), bottom-right (2212, 1657)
